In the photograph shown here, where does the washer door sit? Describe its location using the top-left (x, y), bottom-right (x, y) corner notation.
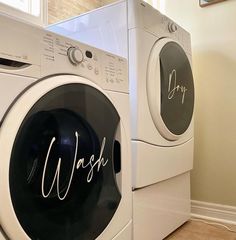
top-left (0, 75), bottom-right (123, 240)
top-left (147, 38), bottom-right (194, 141)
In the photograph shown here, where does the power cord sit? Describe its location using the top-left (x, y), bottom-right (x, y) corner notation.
top-left (191, 217), bottom-right (236, 233)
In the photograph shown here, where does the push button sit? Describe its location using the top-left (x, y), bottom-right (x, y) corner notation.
top-left (87, 63), bottom-right (93, 70)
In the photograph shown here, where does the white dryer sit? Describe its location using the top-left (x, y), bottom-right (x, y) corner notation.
top-left (47, 1), bottom-right (195, 239)
top-left (0, 14), bottom-right (132, 240)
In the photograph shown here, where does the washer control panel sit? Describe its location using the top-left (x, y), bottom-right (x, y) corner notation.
top-left (41, 32), bottom-right (128, 93)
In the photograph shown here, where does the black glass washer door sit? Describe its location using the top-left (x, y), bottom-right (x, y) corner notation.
top-left (147, 39), bottom-right (194, 141)
top-left (0, 76), bottom-right (122, 240)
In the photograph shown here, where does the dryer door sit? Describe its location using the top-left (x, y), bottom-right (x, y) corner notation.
top-left (147, 38), bottom-right (194, 141)
top-left (0, 75), bottom-right (124, 240)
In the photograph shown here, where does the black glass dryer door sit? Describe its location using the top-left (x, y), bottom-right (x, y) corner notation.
top-left (160, 41), bottom-right (194, 135)
top-left (9, 82), bottom-right (121, 240)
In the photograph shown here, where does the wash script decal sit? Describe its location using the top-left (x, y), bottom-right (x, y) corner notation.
top-left (168, 69), bottom-right (187, 104)
top-left (41, 131), bottom-right (108, 201)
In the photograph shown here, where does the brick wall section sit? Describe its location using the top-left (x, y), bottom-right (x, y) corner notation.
top-left (48, 0), bottom-right (117, 24)
top-left (101, 0), bottom-right (117, 5)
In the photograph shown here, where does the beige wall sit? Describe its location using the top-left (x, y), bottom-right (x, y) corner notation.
top-left (144, 0), bottom-right (153, 4)
top-left (48, 0), bottom-right (116, 24)
top-left (160, 0), bottom-right (236, 206)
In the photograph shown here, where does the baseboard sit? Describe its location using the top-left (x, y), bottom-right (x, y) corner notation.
top-left (191, 200), bottom-right (236, 225)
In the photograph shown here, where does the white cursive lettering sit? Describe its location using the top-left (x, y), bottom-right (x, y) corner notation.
top-left (76, 137), bottom-right (108, 183)
top-left (41, 131), bottom-right (108, 200)
top-left (168, 69), bottom-right (187, 104)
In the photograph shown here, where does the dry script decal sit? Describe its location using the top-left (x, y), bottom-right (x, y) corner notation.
top-left (41, 131), bottom-right (108, 200)
top-left (168, 69), bottom-right (187, 104)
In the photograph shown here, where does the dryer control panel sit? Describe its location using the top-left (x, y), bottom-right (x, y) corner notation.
top-left (140, 2), bottom-right (191, 55)
top-left (41, 31), bottom-right (128, 93)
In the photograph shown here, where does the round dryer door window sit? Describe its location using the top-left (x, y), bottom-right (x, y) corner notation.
top-left (0, 76), bottom-right (123, 240)
top-left (147, 39), bottom-right (194, 141)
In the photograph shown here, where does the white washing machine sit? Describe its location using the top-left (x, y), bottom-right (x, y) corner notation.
top-left (47, 1), bottom-right (195, 239)
top-left (0, 14), bottom-right (132, 240)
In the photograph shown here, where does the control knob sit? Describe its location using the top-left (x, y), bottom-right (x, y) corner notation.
top-left (67, 47), bottom-right (83, 65)
top-left (168, 22), bottom-right (178, 33)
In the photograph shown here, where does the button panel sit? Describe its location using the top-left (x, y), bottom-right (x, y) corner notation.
top-left (41, 31), bottom-right (128, 93)
top-left (102, 53), bottom-right (128, 92)
top-left (143, 9), bottom-right (191, 55)
top-left (104, 54), bottom-right (126, 84)
top-left (160, 15), bottom-right (191, 54)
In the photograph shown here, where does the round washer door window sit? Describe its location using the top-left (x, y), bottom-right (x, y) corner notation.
top-left (1, 77), bottom-right (122, 240)
top-left (147, 39), bottom-right (194, 141)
